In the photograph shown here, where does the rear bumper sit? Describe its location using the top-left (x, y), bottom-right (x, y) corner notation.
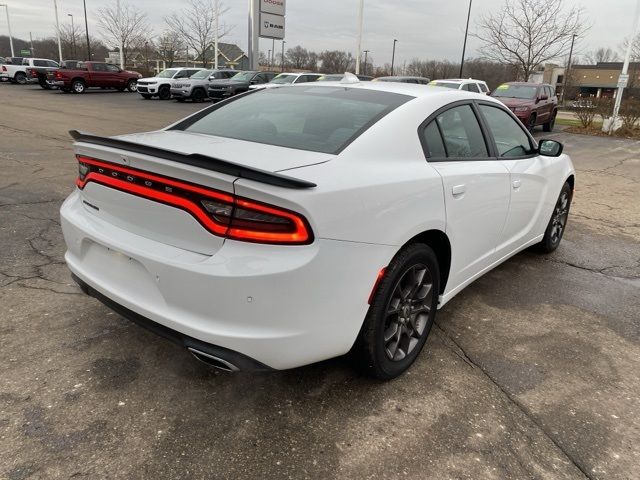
top-left (72, 273), bottom-right (272, 371)
top-left (60, 190), bottom-right (395, 370)
top-left (50, 80), bottom-right (66, 87)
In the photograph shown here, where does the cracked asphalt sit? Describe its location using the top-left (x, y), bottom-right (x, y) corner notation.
top-left (1, 84), bottom-right (639, 480)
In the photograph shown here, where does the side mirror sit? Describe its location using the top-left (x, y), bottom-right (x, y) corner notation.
top-left (538, 139), bottom-right (563, 157)
top-left (540, 94), bottom-right (549, 101)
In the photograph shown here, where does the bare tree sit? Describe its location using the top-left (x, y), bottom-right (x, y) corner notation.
top-left (156, 31), bottom-right (183, 67)
top-left (58, 23), bottom-right (84, 59)
top-left (97, 2), bottom-right (151, 65)
top-left (474, 0), bottom-right (588, 80)
top-left (305, 51), bottom-right (319, 72)
top-left (585, 47), bottom-right (620, 65)
top-left (319, 51), bottom-right (355, 73)
top-left (286, 45), bottom-right (310, 69)
top-left (164, 0), bottom-right (232, 67)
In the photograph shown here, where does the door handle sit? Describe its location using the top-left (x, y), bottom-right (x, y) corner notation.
top-left (512, 179), bottom-right (522, 189)
top-left (452, 184), bottom-right (466, 196)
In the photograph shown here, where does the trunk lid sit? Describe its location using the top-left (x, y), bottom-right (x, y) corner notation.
top-left (73, 131), bottom-right (328, 255)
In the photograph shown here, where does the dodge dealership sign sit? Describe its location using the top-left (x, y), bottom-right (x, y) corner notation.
top-left (260, 0), bottom-right (285, 16)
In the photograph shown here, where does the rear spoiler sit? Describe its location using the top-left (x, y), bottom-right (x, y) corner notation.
top-left (69, 130), bottom-right (317, 189)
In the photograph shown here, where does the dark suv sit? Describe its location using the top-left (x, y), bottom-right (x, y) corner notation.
top-left (491, 82), bottom-right (558, 132)
top-left (207, 71), bottom-right (276, 100)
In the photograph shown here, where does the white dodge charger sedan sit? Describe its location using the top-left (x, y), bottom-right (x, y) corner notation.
top-left (61, 76), bottom-right (575, 379)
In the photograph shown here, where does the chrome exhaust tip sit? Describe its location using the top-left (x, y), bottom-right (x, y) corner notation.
top-left (187, 347), bottom-right (239, 372)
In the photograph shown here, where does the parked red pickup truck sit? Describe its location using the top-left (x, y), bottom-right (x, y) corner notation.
top-left (47, 61), bottom-right (142, 94)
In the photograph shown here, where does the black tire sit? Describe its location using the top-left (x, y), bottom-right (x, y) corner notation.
top-left (192, 88), bottom-right (206, 102)
top-left (536, 182), bottom-right (572, 253)
top-left (158, 85), bottom-right (171, 100)
top-left (39, 79), bottom-right (51, 90)
top-left (543, 110), bottom-right (557, 132)
top-left (141, 94), bottom-right (152, 100)
top-left (353, 244), bottom-right (440, 380)
top-left (527, 113), bottom-right (537, 133)
top-left (71, 79), bottom-right (86, 94)
top-left (126, 79), bottom-right (137, 92)
top-left (14, 72), bottom-right (27, 85)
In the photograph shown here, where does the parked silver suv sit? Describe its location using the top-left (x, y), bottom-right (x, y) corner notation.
top-left (172, 69), bottom-right (237, 102)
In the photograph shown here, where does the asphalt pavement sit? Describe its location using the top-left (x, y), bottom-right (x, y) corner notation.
top-left (1, 84), bottom-right (639, 480)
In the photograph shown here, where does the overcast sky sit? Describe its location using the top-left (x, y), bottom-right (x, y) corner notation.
top-left (1, 0), bottom-right (636, 65)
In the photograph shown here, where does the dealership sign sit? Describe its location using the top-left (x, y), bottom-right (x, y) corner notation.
top-left (260, 0), bottom-right (285, 16)
top-left (259, 0), bottom-right (285, 39)
top-left (260, 12), bottom-right (285, 39)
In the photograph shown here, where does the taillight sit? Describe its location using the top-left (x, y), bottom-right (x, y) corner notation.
top-left (30, 70), bottom-right (38, 77)
top-left (55, 71), bottom-right (62, 79)
top-left (1, 66), bottom-right (6, 72)
top-left (75, 156), bottom-right (313, 245)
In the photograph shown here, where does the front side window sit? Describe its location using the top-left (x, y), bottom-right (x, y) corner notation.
top-left (231, 71), bottom-right (255, 82)
top-left (191, 70), bottom-right (212, 79)
top-left (433, 105), bottom-right (488, 158)
top-left (479, 105), bottom-right (533, 158)
top-left (92, 63), bottom-right (107, 72)
top-left (34, 60), bottom-right (47, 67)
top-left (106, 64), bottom-right (120, 72)
top-left (179, 87), bottom-right (412, 154)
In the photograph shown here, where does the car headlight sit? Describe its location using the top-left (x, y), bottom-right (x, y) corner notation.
top-left (514, 106), bottom-right (529, 112)
top-left (137, 74), bottom-right (142, 78)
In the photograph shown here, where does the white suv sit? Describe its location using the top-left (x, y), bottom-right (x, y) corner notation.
top-left (429, 78), bottom-right (490, 95)
top-left (137, 67), bottom-right (204, 100)
top-left (249, 72), bottom-right (322, 90)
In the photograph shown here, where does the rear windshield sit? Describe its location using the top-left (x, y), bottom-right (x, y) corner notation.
top-left (493, 84), bottom-right (538, 99)
top-left (178, 87), bottom-right (413, 154)
top-left (429, 81), bottom-right (459, 89)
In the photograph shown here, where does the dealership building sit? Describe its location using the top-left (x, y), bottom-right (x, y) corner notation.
top-left (531, 62), bottom-right (639, 99)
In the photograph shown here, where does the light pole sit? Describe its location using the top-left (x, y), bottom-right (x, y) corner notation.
top-left (83, 0), bottom-right (91, 60)
top-left (355, 0), bottom-right (364, 74)
top-left (267, 49), bottom-right (271, 68)
top-left (363, 49), bottom-right (370, 76)
top-left (53, 0), bottom-right (63, 62)
top-left (117, 0), bottom-right (124, 68)
top-left (391, 39), bottom-right (398, 76)
top-left (561, 34), bottom-right (576, 105)
top-left (610, 0), bottom-right (640, 133)
top-left (281, 40), bottom-right (286, 72)
top-left (459, 0), bottom-right (472, 78)
top-left (68, 14), bottom-right (76, 59)
top-left (0, 4), bottom-right (14, 57)
top-left (214, 0), bottom-right (219, 69)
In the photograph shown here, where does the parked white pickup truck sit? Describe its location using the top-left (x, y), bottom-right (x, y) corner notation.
top-left (0, 58), bottom-right (59, 85)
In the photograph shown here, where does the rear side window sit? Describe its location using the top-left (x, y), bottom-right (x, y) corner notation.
top-left (179, 87), bottom-right (413, 154)
top-left (422, 122), bottom-right (447, 158)
top-left (479, 105), bottom-right (533, 157)
top-left (433, 105), bottom-right (488, 158)
top-left (33, 60), bottom-right (47, 67)
top-left (467, 83), bottom-right (480, 93)
top-left (479, 83), bottom-right (489, 93)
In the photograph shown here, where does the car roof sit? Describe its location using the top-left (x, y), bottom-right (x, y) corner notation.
top-left (286, 79), bottom-right (505, 103)
top-left (503, 81), bottom-right (547, 87)
top-left (433, 78), bottom-right (487, 84)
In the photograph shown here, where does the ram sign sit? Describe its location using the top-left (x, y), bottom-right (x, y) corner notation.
top-left (260, 12), bottom-right (286, 39)
top-left (260, 0), bottom-right (285, 16)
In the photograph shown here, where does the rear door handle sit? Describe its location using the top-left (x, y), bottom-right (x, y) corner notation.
top-left (512, 180), bottom-right (522, 189)
top-left (452, 184), bottom-right (466, 196)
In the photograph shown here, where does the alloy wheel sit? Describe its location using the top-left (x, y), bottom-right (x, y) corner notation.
top-left (550, 190), bottom-right (569, 244)
top-left (383, 264), bottom-right (433, 361)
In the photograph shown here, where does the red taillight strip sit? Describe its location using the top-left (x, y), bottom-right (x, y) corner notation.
top-left (76, 173), bottom-right (230, 236)
top-left (75, 156), bottom-right (312, 245)
top-left (77, 156), bottom-right (234, 203)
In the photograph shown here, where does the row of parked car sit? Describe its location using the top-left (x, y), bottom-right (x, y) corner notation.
top-left (1, 56), bottom-right (559, 131)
